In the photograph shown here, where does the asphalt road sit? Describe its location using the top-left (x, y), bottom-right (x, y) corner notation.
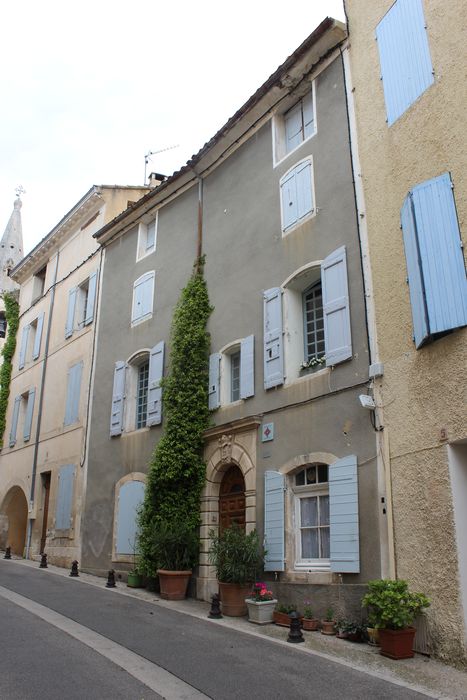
top-left (0, 560), bottom-right (428, 700)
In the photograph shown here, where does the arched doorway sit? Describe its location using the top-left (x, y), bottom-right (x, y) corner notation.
top-left (1, 487), bottom-right (28, 555)
top-left (219, 465), bottom-right (245, 532)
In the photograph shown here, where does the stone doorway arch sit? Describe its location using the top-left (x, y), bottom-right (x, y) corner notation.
top-left (219, 465), bottom-right (246, 532)
top-left (0, 486), bottom-right (28, 555)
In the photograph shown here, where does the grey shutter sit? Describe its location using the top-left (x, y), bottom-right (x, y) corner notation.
top-left (240, 334), bottom-right (254, 399)
top-left (263, 288), bottom-right (284, 389)
top-left (9, 396), bottom-right (21, 447)
top-left (329, 455), bottom-right (359, 574)
top-left (55, 464), bottom-right (75, 530)
top-left (303, 91), bottom-right (314, 138)
top-left (264, 471), bottom-right (285, 572)
top-left (295, 160), bottom-right (313, 220)
top-left (401, 194), bottom-right (429, 347)
top-left (321, 246), bottom-right (352, 366)
top-left (84, 270), bottom-right (98, 326)
top-left (65, 287), bottom-right (77, 338)
top-left (285, 102), bottom-right (302, 152)
top-left (281, 169), bottom-right (298, 231)
top-left (23, 388), bottom-right (36, 441)
top-left (18, 324), bottom-right (30, 369)
top-left (147, 341), bottom-right (164, 426)
top-left (110, 361), bottom-right (126, 436)
top-left (32, 313), bottom-right (44, 360)
top-left (208, 353), bottom-right (220, 410)
top-left (64, 361), bottom-right (83, 426)
top-left (115, 480), bottom-right (145, 554)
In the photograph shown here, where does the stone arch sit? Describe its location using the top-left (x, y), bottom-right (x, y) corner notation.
top-left (0, 485), bottom-right (29, 555)
top-left (279, 451), bottom-right (338, 475)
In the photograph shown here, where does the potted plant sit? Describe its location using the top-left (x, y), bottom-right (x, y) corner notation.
top-left (366, 611), bottom-right (381, 647)
top-left (152, 520), bottom-right (199, 600)
top-left (127, 538), bottom-right (144, 589)
top-left (336, 620), bottom-right (365, 642)
top-left (336, 618), bottom-right (351, 639)
top-left (362, 579), bottom-right (430, 659)
top-left (321, 607), bottom-right (336, 635)
top-left (273, 603), bottom-right (302, 627)
top-left (302, 601), bottom-right (320, 631)
top-left (208, 523), bottom-right (264, 616)
top-left (245, 582), bottom-right (278, 625)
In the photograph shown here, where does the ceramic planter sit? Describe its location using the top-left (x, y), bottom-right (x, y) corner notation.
top-left (302, 618), bottom-right (320, 631)
top-left (157, 569), bottom-right (192, 600)
top-left (379, 627), bottom-right (416, 660)
top-left (245, 598), bottom-right (278, 625)
top-left (127, 572), bottom-right (143, 588)
top-left (219, 582), bottom-right (252, 616)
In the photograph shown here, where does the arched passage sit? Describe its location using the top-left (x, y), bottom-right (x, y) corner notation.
top-left (1, 487), bottom-right (28, 555)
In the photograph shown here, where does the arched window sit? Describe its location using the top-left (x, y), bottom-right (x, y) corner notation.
top-left (292, 463), bottom-right (329, 568)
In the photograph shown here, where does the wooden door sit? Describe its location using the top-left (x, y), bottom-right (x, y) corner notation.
top-left (219, 465), bottom-right (245, 532)
top-left (40, 473), bottom-right (51, 554)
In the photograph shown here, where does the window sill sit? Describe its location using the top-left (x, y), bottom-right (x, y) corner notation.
top-left (281, 570), bottom-right (336, 585)
top-left (285, 365), bottom-right (330, 386)
top-left (130, 314), bottom-right (153, 328)
top-left (121, 426), bottom-right (150, 438)
top-left (136, 247), bottom-right (156, 263)
top-left (273, 130), bottom-right (317, 169)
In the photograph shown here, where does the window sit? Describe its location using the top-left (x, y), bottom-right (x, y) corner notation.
top-left (31, 266), bottom-right (47, 302)
top-left (8, 388), bottom-right (35, 447)
top-left (280, 158), bottom-right (315, 235)
top-left (64, 361), bottom-right (83, 426)
top-left (264, 246), bottom-right (352, 387)
top-left (115, 479), bottom-right (145, 556)
top-left (18, 313), bottom-right (45, 369)
top-left (208, 335), bottom-right (255, 410)
top-left (401, 173), bottom-right (467, 348)
top-left (137, 215), bottom-right (158, 261)
top-left (65, 270), bottom-right (98, 338)
top-left (136, 360), bottom-right (149, 429)
top-left (376, 0), bottom-right (434, 126)
top-left (273, 84), bottom-right (316, 164)
top-left (0, 311), bottom-right (6, 338)
top-left (294, 464), bottom-right (330, 568)
top-left (131, 271), bottom-right (155, 325)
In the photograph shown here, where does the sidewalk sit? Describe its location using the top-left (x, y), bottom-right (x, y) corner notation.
top-left (6, 557), bottom-right (467, 700)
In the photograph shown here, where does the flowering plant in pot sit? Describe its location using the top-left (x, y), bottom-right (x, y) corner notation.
top-left (361, 579), bottom-right (430, 659)
top-left (302, 601), bottom-right (320, 631)
top-left (152, 520), bottom-right (199, 600)
top-left (321, 607), bottom-right (336, 635)
top-left (245, 583), bottom-right (277, 625)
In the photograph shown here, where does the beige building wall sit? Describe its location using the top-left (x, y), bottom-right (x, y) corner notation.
top-left (344, 0), bottom-right (467, 666)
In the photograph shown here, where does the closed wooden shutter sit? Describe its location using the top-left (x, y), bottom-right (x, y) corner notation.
top-left (240, 335), bottom-right (254, 399)
top-left (147, 341), bottom-right (164, 426)
top-left (208, 353), bottom-right (220, 410)
top-left (23, 388), bottom-right (36, 441)
top-left (329, 455), bottom-right (359, 573)
top-left (64, 362), bottom-right (83, 426)
top-left (264, 471), bottom-right (285, 572)
top-left (115, 480), bottom-right (145, 554)
top-left (55, 464), bottom-right (75, 530)
top-left (110, 361), bottom-right (126, 436)
top-left (84, 270), bottom-right (98, 326)
top-left (263, 288), bottom-right (284, 389)
top-left (401, 194), bottom-right (429, 347)
top-left (18, 324), bottom-right (30, 369)
top-left (284, 102), bottom-right (303, 153)
top-left (32, 313), bottom-right (44, 360)
top-left (295, 160), bottom-right (313, 220)
top-left (132, 272), bottom-right (154, 323)
top-left (9, 396), bottom-right (21, 447)
top-left (281, 169), bottom-right (298, 231)
top-left (321, 246), bottom-right (352, 366)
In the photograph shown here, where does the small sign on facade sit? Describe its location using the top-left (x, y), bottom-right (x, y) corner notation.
top-left (261, 422), bottom-right (274, 442)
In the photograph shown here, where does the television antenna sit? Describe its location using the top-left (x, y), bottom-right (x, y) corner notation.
top-left (144, 145), bottom-right (179, 185)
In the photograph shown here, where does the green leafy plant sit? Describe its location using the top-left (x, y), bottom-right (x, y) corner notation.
top-left (361, 579), bottom-right (430, 630)
top-left (0, 293), bottom-right (19, 447)
top-left (325, 607), bottom-right (335, 622)
top-left (208, 523), bottom-right (264, 584)
top-left (303, 600), bottom-right (314, 619)
top-left (275, 603), bottom-right (298, 614)
top-left (137, 259), bottom-right (212, 577)
top-left (151, 520), bottom-right (199, 571)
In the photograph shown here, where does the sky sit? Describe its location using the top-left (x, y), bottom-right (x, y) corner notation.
top-left (0, 0), bottom-right (345, 254)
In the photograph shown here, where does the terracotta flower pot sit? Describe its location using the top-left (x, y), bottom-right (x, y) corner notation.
top-left (157, 569), bottom-right (192, 600)
top-left (273, 610), bottom-right (304, 627)
top-left (302, 618), bottom-right (320, 631)
top-left (379, 627), bottom-right (416, 660)
top-left (321, 620), bottom-right (336, 635)
top-left (219, 582), bottom-right (251, 616)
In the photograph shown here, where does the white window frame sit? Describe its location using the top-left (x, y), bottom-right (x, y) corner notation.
top-left (219, 341), bottom-right (242, 407)
top-left (279, 157), bottom-right (316, 236)
top-left (136, 214), bottom-right (158, 262)
top-left (131, 271), bottom-right (155, 327)
top-left (75, 278), bottom-right (90, 330)
top-left (292, 466), bottom-right (330, 571)
top-left (272, 82), bottom-right (317, 167)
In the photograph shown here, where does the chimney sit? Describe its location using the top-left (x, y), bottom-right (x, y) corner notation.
top-left (148, 172), bottom-right (167, 188)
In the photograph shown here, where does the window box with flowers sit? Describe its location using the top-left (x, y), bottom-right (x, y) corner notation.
top-left (245, 583), bottom-right (278, 625)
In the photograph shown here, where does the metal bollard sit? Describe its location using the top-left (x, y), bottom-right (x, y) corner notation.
top-left (39, 553), bottom-right (48, 568)
top-left (106, 569), bottom-right (116, 588)
top-left (208, 593), bottom-right (223, 619)
top-left (287, 611), bottom-right (305, 643)
top-left (4, 546), bottom-right (11, 560)
top-left (69, 560), bottom-right (79, 577)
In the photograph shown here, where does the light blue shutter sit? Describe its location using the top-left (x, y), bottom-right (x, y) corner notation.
top-left (264, 471), bottom-right (285, 572)
top-left (303, 91), bottom-right (314, 138)
top-left (18, 324), bottom-right (30, 369)
top-left (115, 480), bottom-right (145, 554)
top-left (376, 0), bottom-right (434, 126)
top-left (285, 103), bottom-right (302, 152)
top-left (329, 455), bottom-right (359, 573)
top-left (132, 272), bottom-right (154, 322)
top-left (84, 271), bottom-right (98, 326)
top-left (65, 287), bottom-right (77, 338)
top-left (64, 362), bottom-right (83, 426)
top-left (263, 288), bottom-right (284, 389)
top-left (295, 160), bottom-right (313, 220)
top-left (401, 194), bottom-right (429, 347)
top-left (322, 246), bottom-right (352, 366)
top-left (23, 388), bottom-right (35, 441)
top-left (110, 361), bottom-right (126, 436)
top-left (411, 173), bottom-right (467, 339)
top-left (240, 335), bottom-right (254, 399)
top-left (9, 396), bottom-right (21, 447)
top-left (32, 313), bottom-right (44, 360)
top-left (281, 170), bottom-right (298, 231)
top-left (208, 353), bottom-right (220, 410)
top-left (55, 464), bottom-right (75, 530)
top-left (147, 341), bottom-right (164, 426)
top-left (146, 219), bottom-right (156, 251)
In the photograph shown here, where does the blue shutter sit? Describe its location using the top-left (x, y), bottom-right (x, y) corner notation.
top-left (18, 324), bottom-right (30, 369)
top-left (65, 287), bottom-right (77, 338)
top-left (303, 91), bottom-right (314, 138)
top-left (401, 194), bottom-right (429, 347)
top-left (322, 246), bottom-right (352, 366)
top-left (64, 362), bottom-right (83, 426)
top-left (116, 480), bottom-right (145, 554)
top-left (23, 388), bottom-right (36, 442)
top-left (110, 361), bottom-right (126, 436)
top-left (208, 353), bottom-right (220, 410)
top-left (132, 272), bottom-right (154, 323)
top-left (329, 455), bottom-right (359, 573)
top-left (295, 160), bottom-right (313, 221)
top-left (32, 313), bottom-right (44, 360)
top-left (240, 335), bottom-right (254, 399)
top-left (263, 287), bottom-right (284, 389)
top-left (376, 0), bottom-right (434, 125)
top-left (9, 396), bottom-right (21, 447)
top-left (147, 341), bottom-right (164, 426)
top-left (281, 170), bottom-right (298, 231)
top-left (146, 219), bottom-right (157, 251)
top-left (84, 270), bottom-right (98, 326)
top-left (285, 103), bottom-right (302, 153)
top-left (55, 464), bottom-right (75, 530)
top-left (264, 471), bottom-right (285, 572)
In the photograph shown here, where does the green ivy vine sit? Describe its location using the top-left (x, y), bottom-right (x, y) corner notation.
top-left (0, 292), bottom-right (20, 447)
top-left (137, 258), bottom-right (213, 577)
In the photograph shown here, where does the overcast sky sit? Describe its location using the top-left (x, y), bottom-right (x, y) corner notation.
top-left (0, 0), bottom-right (345, 254)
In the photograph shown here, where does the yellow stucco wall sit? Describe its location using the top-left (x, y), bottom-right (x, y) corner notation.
top-left (345, 0), bottom-right (467, 665)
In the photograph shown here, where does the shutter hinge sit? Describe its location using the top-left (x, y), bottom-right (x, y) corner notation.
top-left (406, 277), bottom-right (409, 284)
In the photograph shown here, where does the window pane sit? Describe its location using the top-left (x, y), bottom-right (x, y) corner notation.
top-left (318, 464), bottom-right (328, 483)
top-left (230, 351), bottom-right (240, 402)
top-left (136, 361), bottom-right (149, 429)
top-left (146, 221), bottom-right (156, 250)
top-left (306, 465), bottom-right (316, 484)
top-left (320, 495), bottom-right (330, 526)
top-left (320, 526), bottom-right (330, 559)
top-left (303, 282), bottom-right (324, 361)
top-left (301, 528), bottom-right (319, 558)
top-left (300, 497), bottom-right (317, 527)
top-left (295, 470), bottom-right (305, 486)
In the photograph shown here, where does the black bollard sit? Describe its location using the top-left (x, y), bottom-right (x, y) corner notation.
top-left (106, 569), bottom-right (116, 588)
top-left (4, 546), bottom-right (11, 560)
top-left (208, 593), bottom-right (223, 619)
top-left (69, 560), bottom-right (79, 577)
top-left (287, 611), bottom-right (305, 643)
top-left (39, 553), bottom-right (48, 568)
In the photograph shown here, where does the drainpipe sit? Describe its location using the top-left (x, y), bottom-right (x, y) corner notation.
top-left (25, 251), bottom-right (60, 558)
top-left (197, 177), bottom-right (203, 265)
